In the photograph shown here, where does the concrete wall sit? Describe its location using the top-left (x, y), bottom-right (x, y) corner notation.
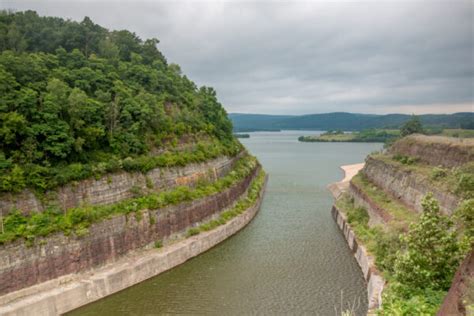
top-left (0, 176), bottom-right (268, 316)
top-left (0, 154), bottom-right (241, 216)
top-left (362, 156), bottom-right (460, 215)
top-left (332, 206), bottom-right (384, 313)
top-left (0, 166), bottom-right (258, 296)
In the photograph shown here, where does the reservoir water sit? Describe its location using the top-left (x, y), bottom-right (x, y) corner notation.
top-left (70, 131), bottom-right (382, 315)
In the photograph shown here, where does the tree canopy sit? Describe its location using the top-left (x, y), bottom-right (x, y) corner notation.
top-left (0, 10), bottom-right (235, 193)
top-left (400, 115), bottom-right (424, 136)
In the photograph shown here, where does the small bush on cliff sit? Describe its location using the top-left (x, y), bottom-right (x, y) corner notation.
top-left (430, 166), bottom-right (447, 180)
top-left (400, 115), bottom-right (424, 137)
top-left (394, 193), bottom-right (463, 291)
top-left (187, 227), bottom-right (200, 236)
top-left (454, 199), bottom-right (474, 244)
top-left (393, 154), bottom-right (417, 165)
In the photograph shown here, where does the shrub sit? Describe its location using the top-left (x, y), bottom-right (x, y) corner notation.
top-left (154, 240), bottom-right (162, 248)
top-left (456, 173), bottom-right (474, 198)
top-left (394, 193), bottom-right (463, 291)
top-left (187, 227), bottom-right (200, 236)
top-left (431, 167), bottom-right (447, 180)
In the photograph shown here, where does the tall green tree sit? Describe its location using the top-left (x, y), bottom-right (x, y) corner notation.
top-left (400, 115), bottom-right (424, 137)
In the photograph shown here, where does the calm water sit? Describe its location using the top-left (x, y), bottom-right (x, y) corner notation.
top-left (69, 131), bottom-right (382, 316)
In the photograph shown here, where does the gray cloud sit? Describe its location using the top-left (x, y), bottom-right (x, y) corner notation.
top-left (2, 0), bottom-right (473, 114)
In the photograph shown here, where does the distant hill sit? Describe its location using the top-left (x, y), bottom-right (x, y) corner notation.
top-left (229, 112), bottom-right (474, 132)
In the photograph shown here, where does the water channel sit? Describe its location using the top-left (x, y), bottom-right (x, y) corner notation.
top-left (70, 131), bottom-right (382, 315)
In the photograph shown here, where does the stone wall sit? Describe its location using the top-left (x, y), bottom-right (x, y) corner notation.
top-left (0, 165), bottom-right (258, 296)
top-left (389, 135), bottom-right (474, 168)
top-left (0, 176), bottom-right (268, 316)
top-left (362, 156), bottom-right (460, 215)
top-left (332, 206), bottom-right (385, 313)
top-left (0, 154), bottom-right (241, 216)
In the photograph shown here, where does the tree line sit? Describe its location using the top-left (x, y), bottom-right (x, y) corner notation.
top-left (0, 10), bottom-right (234, 193)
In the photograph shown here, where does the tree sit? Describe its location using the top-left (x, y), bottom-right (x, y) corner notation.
top-left (394, 193), bottom-right (463, 290)
top-left (400, 115), bottom-right (424, 136)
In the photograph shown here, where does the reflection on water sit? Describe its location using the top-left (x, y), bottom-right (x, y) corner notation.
top-left (69, 131), bottom-right (382, 316)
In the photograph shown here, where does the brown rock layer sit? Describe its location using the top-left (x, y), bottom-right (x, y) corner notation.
top-left (0, 154), bottom-right (240, 216)
top-left (0, 165), bottom-right (258, 296)
top-left (362, 156), bottom-right (460, 215)
top-left (389, 135), bottom-right (474, 168)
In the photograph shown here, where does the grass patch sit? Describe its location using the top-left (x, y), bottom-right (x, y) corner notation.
top-left (351, 173), bottom-right (417, 226)
top-left (194, 169), bottom-right (266, 234)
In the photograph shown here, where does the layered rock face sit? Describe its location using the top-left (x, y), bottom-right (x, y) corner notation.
top-left (349, 181), bottom-right (392, 226)
top-left (389, 134), bottom-right (474, 168)
top-left (0, 154), bottom-right (241, 216)
top-left (361, 156), bottom-right (460, 215)
top-left (0, 164), bottom-right (259, 296)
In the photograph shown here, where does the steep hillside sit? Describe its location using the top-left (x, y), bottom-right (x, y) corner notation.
top-left (230, 112), bottom-right (474, 132)
top-left (331, 135), bottom-right (473, 314)
top-left (0, 10), bottom-right (238, 196)
top-left (0, 11), bottom-right (267, 313)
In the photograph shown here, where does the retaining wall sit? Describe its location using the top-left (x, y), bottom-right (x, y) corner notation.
top-left (0, 176), bottom-right (268, 316)
top-left (332, 206), bottom-right (385, 313)
top-left (0, 165), bottom-right (258, 296)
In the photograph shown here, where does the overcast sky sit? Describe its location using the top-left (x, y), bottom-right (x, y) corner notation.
top-left (2, 0), bottom-right (473, 115)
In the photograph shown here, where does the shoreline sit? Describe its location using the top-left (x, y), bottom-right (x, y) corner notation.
top-left (328, 163), bottom-right (385, 314)
top-left (0, 176), bottom-right (268, 316)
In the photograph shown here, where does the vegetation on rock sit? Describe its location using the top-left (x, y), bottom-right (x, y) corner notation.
top-left (0, 154), bottom-right (258, 245)
top-left (298, 129), bottom-right (399, 143)
top-left (0, 10), bottom-right (237, 194)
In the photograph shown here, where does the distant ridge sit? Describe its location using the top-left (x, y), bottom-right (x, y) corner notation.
top-left (229, 112), bottom-right (474, 132)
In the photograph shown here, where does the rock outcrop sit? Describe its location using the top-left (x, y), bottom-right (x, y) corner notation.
top-left (0, 164), bottom-right (258, 296)
top-left (362, 156), bottom-right (460, 215)
top-left (389, 135), bottom-right (474, 168)
top-left (0, 154), bottom-right (241, 216)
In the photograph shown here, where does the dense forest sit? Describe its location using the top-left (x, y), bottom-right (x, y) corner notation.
top-left (0, 10), bottom-right (237, 193)
top-left (230, 112), bottom-right (474, 132)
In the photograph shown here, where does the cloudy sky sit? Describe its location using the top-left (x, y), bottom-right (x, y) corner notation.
top-left (2, 0), bottom-right (473, 115)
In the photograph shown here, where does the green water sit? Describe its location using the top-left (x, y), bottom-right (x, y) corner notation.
top-left (69, 131), bottom-right (382, 315)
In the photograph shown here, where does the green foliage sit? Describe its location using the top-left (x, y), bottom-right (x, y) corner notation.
top-left (400, 115), bottom-right (424, 137)
top-left (346, 206), bottom-right (369, 227)
top-left (430, 166), bottom-right (447, 180)
top-left (196, 169), bottom-right (265, 233)
top-left (393, 154), bottom-right (417, 165)
top-left (0, 11), bottom-right (236, 193)
top-left (454, 199), bottom-right (474, 243)
top-left (154, 240), bottom-right (162, 248)
top-left (0, 155), bottom-right (257, 244)
top-left (456, 173), bottom-right (474, 198)
top-left (337, 190), bottom-right (467, 314)
top-left (394, 194), bottom-right (463, 291)
top-left (187, 227), bottom-right (200, 237)
top-left (380, 283), bottom-right (446, 316)
top-left (299, 129), bottom-right (399, 143)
